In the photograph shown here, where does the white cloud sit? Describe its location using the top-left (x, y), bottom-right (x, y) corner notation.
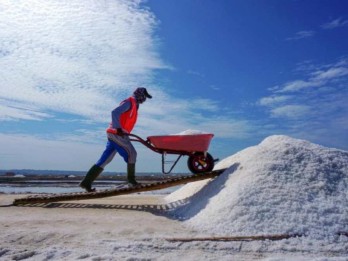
top-left (132, 92), bottom-right (252, 139)
top-left (278, 64), bottom-right (348, 93)
top-left (0, 132), bottom-right (101, 170)
top-left (209, 85), bottom-right (220, 91)
top-left (321, 17), bottom-right (348, 29)
top-left (259, 95), bottom-right (291, 106)
top-left (259, 58), bottom-right (348, 146)
top-left (190, 99), bottom-right (219, 112)
top-left (0, 0), bottom-right (261, 171)
top-left (286, 30), bottom-right (315, 41)
top-left (187, 70), bottom-right (204, 78)
top-left (0, 103), bottom-right (51, 121)
top-left (0, 98), bottom-right (52, 121)
top-left (0, 1), bottom-right (242, 138)
top-left (0, 0), bottom-right (169, 121)
top-left (270, 105), bottom-right (310, 119)
top-left (311, 67), bottom-right (348, 81)
top-left (280, 79), bottom-right (321, 92)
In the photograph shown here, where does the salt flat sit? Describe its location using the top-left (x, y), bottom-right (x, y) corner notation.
top-left (1, 135), bottom-right (347, 260)
top-left (0, 194), bottom-right (347, 261)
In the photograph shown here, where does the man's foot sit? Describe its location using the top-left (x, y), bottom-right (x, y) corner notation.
top-left (127, 180), bottom-right (140, 187)
top-left (79, 183), bottom-right (96, 192)
top-left (127, 163), bottom-right (139, 187)
top-left (79, 164), bottom-right (103, 192)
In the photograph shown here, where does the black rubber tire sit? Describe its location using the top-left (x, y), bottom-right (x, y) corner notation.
top-left (187, 152), bottom-right (214, 174)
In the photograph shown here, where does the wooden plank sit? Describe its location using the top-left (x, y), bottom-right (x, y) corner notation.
top-left (165, 234), bottom-right (303, 242)
top-left (13, 169), bottom-right (226, 205)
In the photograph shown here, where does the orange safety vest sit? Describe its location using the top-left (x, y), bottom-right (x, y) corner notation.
top-left (106, 97), bottom-right (138, 134)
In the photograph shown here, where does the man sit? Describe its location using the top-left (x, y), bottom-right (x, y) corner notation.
top-left (79, 87), bottom-right (152, 192)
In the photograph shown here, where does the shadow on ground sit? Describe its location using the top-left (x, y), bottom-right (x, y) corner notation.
top-left (14, 199), bottom-right (189, 217)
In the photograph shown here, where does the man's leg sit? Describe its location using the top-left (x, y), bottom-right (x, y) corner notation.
top-left (127, 162), bottom-right (137, 185)
top-left (80, 140), bottom-right (117, 192)
top-left (79, 164), bottom-right (103, 192)
top-left (107, 133), bottom-right (138, 185)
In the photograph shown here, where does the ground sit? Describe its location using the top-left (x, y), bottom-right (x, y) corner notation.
top-left (0, 194), bottom-right (346, 261)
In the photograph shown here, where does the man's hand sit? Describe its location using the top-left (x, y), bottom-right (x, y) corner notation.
top-left (116, 128), bottom-right (125, 137)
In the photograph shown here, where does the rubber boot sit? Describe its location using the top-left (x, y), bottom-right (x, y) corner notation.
top-left (127, 163), bottom-right (138, 186)
top-left (79, 164), bottom-right (103, 192)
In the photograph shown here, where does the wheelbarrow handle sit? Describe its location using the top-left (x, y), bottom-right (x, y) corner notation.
top-left (126, 133), bottom-right (150, 144)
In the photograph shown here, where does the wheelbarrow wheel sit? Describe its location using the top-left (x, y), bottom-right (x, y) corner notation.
top-left (187, 152), bottom-right (214, 174)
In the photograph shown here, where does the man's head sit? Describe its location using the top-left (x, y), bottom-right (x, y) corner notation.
top-left (133, 87), bottom-right (152, 104)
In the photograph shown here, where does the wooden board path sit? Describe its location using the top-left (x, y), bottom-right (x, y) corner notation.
top-left (165, 234), bottom-right (303, 242)
top-left (13, 169), bottom-right (226, 205)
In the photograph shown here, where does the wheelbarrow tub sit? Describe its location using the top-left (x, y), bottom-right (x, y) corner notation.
top-left (147, 134), bottom-right (214, 152)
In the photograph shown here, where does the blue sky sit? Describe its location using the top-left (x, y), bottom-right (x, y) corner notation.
top-left (0, 0), bottom-right (347, 172)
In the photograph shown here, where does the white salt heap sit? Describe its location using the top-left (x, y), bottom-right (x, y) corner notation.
top-left (167, 135), bottom-right (348, 239)
top-left (176, 129), bottom-right (208, 135)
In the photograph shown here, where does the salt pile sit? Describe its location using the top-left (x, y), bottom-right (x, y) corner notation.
top-left (167, 135), bottom-right (348, 238)
top-left (175, 129), bottom-right (208, 135)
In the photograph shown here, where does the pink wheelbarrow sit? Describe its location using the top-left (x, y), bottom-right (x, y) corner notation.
top-left (128, 133), bottom-right (218, 174)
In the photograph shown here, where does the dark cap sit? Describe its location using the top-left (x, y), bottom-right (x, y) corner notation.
top-left (143, 88), bottom-right (152, 99)
top-left (134, 87), bottom-right (152, 99)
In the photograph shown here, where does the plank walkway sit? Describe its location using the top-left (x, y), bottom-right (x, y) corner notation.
top-left (13, 169), bottom-right (226, 205)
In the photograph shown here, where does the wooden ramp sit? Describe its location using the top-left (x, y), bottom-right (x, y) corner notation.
top-left (13, 169), bottom-right (226, 205)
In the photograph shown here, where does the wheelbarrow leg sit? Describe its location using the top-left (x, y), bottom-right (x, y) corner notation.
top-left (162, 154), bottom-right (183, 174)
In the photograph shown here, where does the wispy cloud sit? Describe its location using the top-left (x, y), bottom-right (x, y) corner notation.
top-left (133, 92), bottom-right (254, 139)
top-left (259, 95), bottom-right (291, 106)
top-left (0, 132), bottom-right (104, 170)
top-left (0, 0), bottom-right (169, 122)
top-left (276, 61), bottom-right (348, 93)
top-left (258, 58), bottom-right (348, 131)
top-left (270, 105), bottom-right (311, 119)
top-left (0, 98), bottom-right (52, 121)
top-left (321, 17), bottom-right (348, 29)
top-left (286, 30), bottom-right (315, 41)
top-left (187, 70), bottom-right (205, 78)
top-left (311, 66), bottom-right (348, 81)
top-left (1, 1), bottom-right (256, 172)
top-left (0, 1), bottom-right (243, 140)
top-left (258, 59), bottom-right (348, 146)
top-left (209, 85), bottom-right (220, 91)
top-left (0, 103), bottom-right (51, 121)
top-left (286, 17), bottom-right (348, 41)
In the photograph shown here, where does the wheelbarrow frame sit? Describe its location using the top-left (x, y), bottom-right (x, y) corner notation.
top-left (127, 133), bottom-right (215, 174)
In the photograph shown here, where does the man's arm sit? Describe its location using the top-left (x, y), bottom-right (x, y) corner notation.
top-left (111, 100), bottom-right (131, 129)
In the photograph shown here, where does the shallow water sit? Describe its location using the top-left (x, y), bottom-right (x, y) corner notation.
top-left (0, 181), bottom-right (181, 195)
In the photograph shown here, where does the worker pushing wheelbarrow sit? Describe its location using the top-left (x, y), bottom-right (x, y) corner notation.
top-left (79, 87), bottom-right (217, 193)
